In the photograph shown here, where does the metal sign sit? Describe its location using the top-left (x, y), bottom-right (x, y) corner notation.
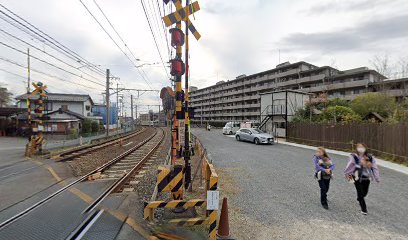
top-left (206, 190), bottom-right (219, 210)
top-left (163, 0), bottom-right (201, 40)
top-left (178, 119), bottom-right (185, 147)
top-left (162, 1), bottom-right (200, 27)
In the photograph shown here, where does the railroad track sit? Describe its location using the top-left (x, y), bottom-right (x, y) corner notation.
top-left (0, 127), bottom-right (165, 239)
top-left (0, 129), bottom-right (147, 185)
top-left (52, 127), bottom-right (146, 161)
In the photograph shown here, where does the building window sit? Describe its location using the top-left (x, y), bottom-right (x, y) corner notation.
top-left (45, 102), bottom-right (53, 111)
top-left (86, 105), bottom-right (91, 111)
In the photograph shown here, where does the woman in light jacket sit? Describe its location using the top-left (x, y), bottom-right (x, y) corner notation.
top-left (313, 147), bottom-right (335, 209)
top-left (344, 143), bottom-right (380, 215)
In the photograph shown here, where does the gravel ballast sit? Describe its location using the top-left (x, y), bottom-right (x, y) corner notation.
top-left (69, 128), bottom-right (157, 176)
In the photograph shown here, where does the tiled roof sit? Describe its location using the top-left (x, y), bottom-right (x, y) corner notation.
top-left (45, 108), bottom-right (86, 120)
top-left (15, 93), bottom-right (93, 104)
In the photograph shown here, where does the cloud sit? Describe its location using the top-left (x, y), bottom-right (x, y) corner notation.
top-left (280, 14), bottom-right (408, 53)
top-left (304, 0), bottom-right (390, 15)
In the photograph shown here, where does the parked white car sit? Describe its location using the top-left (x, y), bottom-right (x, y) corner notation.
top-left (222, 122), bottom-right (240, 135)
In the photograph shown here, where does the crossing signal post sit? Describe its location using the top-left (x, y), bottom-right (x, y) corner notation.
top-left (163, 0), bottom-right (200, 190)
top-left (26, 82), bottom-right (47, 156)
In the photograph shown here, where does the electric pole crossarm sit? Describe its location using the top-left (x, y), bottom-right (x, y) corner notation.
top-left (109, 88), bottom-right (159, 96)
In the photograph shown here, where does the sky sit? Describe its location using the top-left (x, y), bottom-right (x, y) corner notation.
top-left (1, 0), bottom-right (408, 115)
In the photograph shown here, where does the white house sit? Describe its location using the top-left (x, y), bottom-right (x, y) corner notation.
top-left (15, 93), bottom-right (101, 135)
top-left (259, 90), bottom-right (311, 137)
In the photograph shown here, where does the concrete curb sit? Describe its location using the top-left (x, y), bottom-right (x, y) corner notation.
top-left (280, 141), bottom-right (408, 176)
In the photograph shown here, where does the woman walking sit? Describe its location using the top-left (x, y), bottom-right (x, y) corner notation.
top-left (344, 143), bottom-right (380, 215)
top-left (313, 147), bottom-right (335, 209)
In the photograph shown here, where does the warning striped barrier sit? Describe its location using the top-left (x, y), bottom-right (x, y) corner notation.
top-left (144, 199), bottom-right (205, 221)
top-left (145, 136), bottom-right (218, 239)
top-left (169, 217), bottom-right (208, 226)
top-left (157, 165), bottom-right (183, 193)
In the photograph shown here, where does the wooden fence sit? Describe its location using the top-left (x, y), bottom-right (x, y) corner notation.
top-left (287, 123), bottom-right (408, 164)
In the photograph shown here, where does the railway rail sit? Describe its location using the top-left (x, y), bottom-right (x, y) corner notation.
top-left (0, 127), bottom-right (165, 240)
top-left (0, 128), bottom-right (147, 186)
top-left (52, 127), bottom-right (146, 161)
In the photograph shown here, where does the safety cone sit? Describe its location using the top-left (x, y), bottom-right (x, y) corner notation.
top-left (217, 197), bottom-right (231, 239)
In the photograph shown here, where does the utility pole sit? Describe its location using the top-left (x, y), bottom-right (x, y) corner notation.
top-left (184, 0), bottom-right (191, 189)
top-left (105, 69), bottom-right (110, 137)
top-left (131, 94), bottom-right (134, 130)
top-left (135, 104), bottom-right (138, 127)
top-left (116, 83), bottom-right (119, 130)
top-left (26, 48), bottom-right (31, 135)
top-left (27, 48), bottom-right (31, 92)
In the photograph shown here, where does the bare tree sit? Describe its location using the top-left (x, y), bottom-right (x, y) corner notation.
top-left (0, 84), bottom-right (12, 107)
top-left (397, 57), bottom-right (408, 78)
top-left (370, 54), bottom-right (392, 78)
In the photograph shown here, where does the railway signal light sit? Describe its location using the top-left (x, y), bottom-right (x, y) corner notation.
top-left (170, 28), bottom-right (185, 47)
top-left (170, 59), bottom-right (185, 77)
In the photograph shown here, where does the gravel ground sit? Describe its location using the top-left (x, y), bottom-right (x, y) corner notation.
top-left (69, 128), bottom-right (156, 176)
top-left (124, 127), bottom-right (172, 219)
top-left (193, 128), bottom-right (408, 240)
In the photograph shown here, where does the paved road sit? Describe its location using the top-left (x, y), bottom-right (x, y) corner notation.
top-left (193, 129), bottom-right (408, 240)
top-left (0, 136), bottom-right (145, 239)
top-left (0, 137), bottom-right (74, 222)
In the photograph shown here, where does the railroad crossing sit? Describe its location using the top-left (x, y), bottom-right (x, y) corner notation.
top-left (1, 0), bottom-right (408, 240)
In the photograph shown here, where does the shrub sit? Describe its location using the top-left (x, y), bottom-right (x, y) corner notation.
top-left (91, 121), bottom-right (99, 133)
top-left (321, 106), bottom-right (361, 123)
top-left (69, 128), bottom-right (78, 139)
top-left (351, 92), bottom-right (396, 118)
top-left (82, 119), bottom-right (92, 134)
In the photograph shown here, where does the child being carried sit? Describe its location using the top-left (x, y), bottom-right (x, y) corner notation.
top-left (316, 157), bottom-right (333, 180)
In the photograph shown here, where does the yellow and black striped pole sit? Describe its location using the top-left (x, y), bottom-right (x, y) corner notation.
top-left (207, 176), bottom-right (218, 240)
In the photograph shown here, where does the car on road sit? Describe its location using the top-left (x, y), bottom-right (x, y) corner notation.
top-left (235, 128), bottom-right (274, 145)
top-left (222, 122), bottom-right (240, 135)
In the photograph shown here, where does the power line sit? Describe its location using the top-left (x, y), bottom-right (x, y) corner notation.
top-left (0, 4), bottom-right (106, 76)
top-left (93, 0), bottom-right (140, 66)
top-left (148, 0), bottom-right (170, 63)
top-left (91, 0), bottom-right (147, 87)
top-left (156, 0), bottom-right (171, 58)
top-left (0, 41), bottom-right (105, 87)
top-left (0, 56), bottom-right (104, 91)
top-left (0, 67), bottom-right (66, 92)
top-left (140, 0), bottom-right (170, 79)
top-left (0, 28), bottom-right (103, 82)
top-left (79, 0), bottom-right (155, 88)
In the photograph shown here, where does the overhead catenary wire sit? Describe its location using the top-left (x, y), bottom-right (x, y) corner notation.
top-left (156, 0), bottom-right (171, 58)
top-left (0, 5), bottom-right (106, 77)
top-left (92, 0), bottom-right (144, 87)
top-left (140, 0), bottom-right (170, 79)
top-left (149, 0), bottom-right (171, 64)
top-left (0, 28), bottom-right (103, 82)
top-left (0, 67), bottom-right (67, 92)
top-left (79, 0), bottom-right (155, 89)
top-left (93, 0), bottom-right (142, 68)
top-left (0, 41), bottom-right (105, 87)
top-left (0, 56), bottom-right (104, 91)
top-left (152, 0), bottom-right (170, 59)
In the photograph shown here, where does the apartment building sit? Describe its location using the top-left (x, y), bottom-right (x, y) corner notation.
top-left (189, 61), bottom-right (408, 125)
